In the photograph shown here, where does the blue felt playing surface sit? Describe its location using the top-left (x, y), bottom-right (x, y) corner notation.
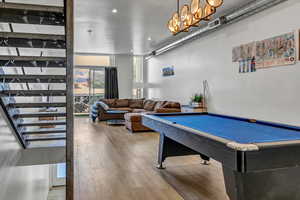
top-left (157, 114), bottom-right (300, 144)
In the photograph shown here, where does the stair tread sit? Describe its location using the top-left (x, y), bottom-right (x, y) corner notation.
top-left (0, 32), bottom-right (65, 40)
top-left (8, 102), bottom-right (66, 108)
top-left (0, 2), bottom-right (64, 13)
top-left (1, 90), bottom-right (66, 96)
top-left (14, 112), bottom-right (66, 118)
top-left (0, 74), bottom-right (66, 80)
top-left (25, 133), bottom-right (66, 141)
top-left (23, 128), bottom-right (66, 134)
top-left (0, 56), bottom-right (66, 68)
top-left (0, 2), bottom-right (65, 26)
top-left (18, 112), bottom-right (66, 114)
top-left (19, 120), bottom-right (66, 126)
top-left (0, 55), bottom-right (66, 61)
top-left (26, 140), bottom-right (66, 148)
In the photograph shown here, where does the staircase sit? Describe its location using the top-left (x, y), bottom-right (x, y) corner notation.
top-left (0, 1), bottom-right (73, 149)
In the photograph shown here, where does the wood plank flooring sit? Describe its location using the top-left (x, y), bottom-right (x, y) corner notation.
top-left (74, 117), bottom-right (229, 200)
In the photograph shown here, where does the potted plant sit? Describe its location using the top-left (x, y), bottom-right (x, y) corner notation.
top-left (190, 93), bottom-right (204, 108)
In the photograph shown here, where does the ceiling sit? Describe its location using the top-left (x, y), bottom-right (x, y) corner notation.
top-left (1, 0), bottom-right (251, 55)
top-left (74, 0), bottom-right (250, 55)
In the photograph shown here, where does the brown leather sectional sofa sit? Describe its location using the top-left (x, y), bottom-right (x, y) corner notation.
top-left (96, 98), bottom-right (181, 132)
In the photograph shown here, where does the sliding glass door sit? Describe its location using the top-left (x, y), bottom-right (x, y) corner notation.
top-left (74, 67), bottom-right (105, 115)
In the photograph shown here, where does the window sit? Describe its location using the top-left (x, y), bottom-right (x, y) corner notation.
top-left (133, 56), bottom-right (144, 98)
top-left (74, 67), bottom-right (105, 114)
top-left (133, 56), bottom-right (143, 83)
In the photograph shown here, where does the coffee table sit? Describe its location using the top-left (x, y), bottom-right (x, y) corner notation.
top-left (106, 110), bottom-right (128, 125)
top-left (107, 119), bottom-right (125, 125)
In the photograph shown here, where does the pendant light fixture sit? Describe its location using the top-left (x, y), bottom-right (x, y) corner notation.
top-left (167, 0), bottom-right (223, 35)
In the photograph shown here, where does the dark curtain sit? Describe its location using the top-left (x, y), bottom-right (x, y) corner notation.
top-left (105, 67), bottom-right (119, 99)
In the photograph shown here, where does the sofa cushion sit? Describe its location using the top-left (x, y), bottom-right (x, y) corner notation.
top-left (101, 99), bottom-right (116, 107)
top-left (124, 113), bottom-right (142, 122)
top-left (143, 100), bottom-right (157, 111)
top-left (129, 99), bottom-right (144, 109)
top-left (162, 101), bottom-right (181, 109)
top-left (110, 107), bottom-right (133, 112)
top-left (115, 99), bottom-right (129, 107)
top-left (132, 109), bottom-right (147, 113)
top-left (98, 101), bottom-right (109, 110)
top-left (154, 101), bottom-right (167, 110)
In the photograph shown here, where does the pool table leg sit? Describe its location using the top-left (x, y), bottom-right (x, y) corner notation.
top-left (157, 133), bottom-right (208, 169)
top-left (157, 133), bottom-right (167, 169)
top-left (157, 163), bottom-right (166, 169)
top-left (200, 154), bottom-right (210, 165)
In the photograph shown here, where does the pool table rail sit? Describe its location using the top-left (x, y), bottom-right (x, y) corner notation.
top-left (143, 113), bottom-right (262, 151)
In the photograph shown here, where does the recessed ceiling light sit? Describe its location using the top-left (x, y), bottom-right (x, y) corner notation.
top-left (147, 37), bottom-right (152, 41)
top-left (112, 9), bottom-right (118, 13)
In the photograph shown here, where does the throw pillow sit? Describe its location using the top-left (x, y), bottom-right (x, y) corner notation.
top-left (115, 99), bottom-right (129, 107)
top-left (129, 99), bottom-right (144, 108)
top-left (163, 101), bottom-right (181, 109)
top-left (101, 99), bottom-right (116, 107)
top-left (144, 100), bottom-right (157, 111)
top-left (154, 101), bottom-right (167, 110)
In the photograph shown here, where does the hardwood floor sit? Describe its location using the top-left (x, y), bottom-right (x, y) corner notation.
top-left (74, 117), bottom-right (229, 200)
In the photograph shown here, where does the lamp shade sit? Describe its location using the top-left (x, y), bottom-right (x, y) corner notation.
top-left (172, 12), bottom-right (180, 27)
top-left (185, 13), bottom-right (193, 26)
top-left (168, 19), bottom-right (175, 33)
top-left (190, 0), bottom-right (199, 15)
top-left (206, 0), bottom-right (223, 8)
top-left (180, 5), bottom-right (189, 22)
top-left (194, 7), bottom-right (203, 20)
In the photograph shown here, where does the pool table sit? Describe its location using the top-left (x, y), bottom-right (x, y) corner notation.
top-left (142, 112), bottom-right (300, 200)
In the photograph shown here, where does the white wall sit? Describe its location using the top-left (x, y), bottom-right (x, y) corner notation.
top-left (146, 0), bottom-right (300, 126)
top-left (0, 108), bottom-right (50, 200)
top-left (115, 55), bottom-right (133, 98)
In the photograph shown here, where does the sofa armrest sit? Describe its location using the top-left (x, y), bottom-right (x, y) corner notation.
top-left (155, 108), bottom-right (181, 113)
top-left (91, 101), bottom-right (109, 120)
